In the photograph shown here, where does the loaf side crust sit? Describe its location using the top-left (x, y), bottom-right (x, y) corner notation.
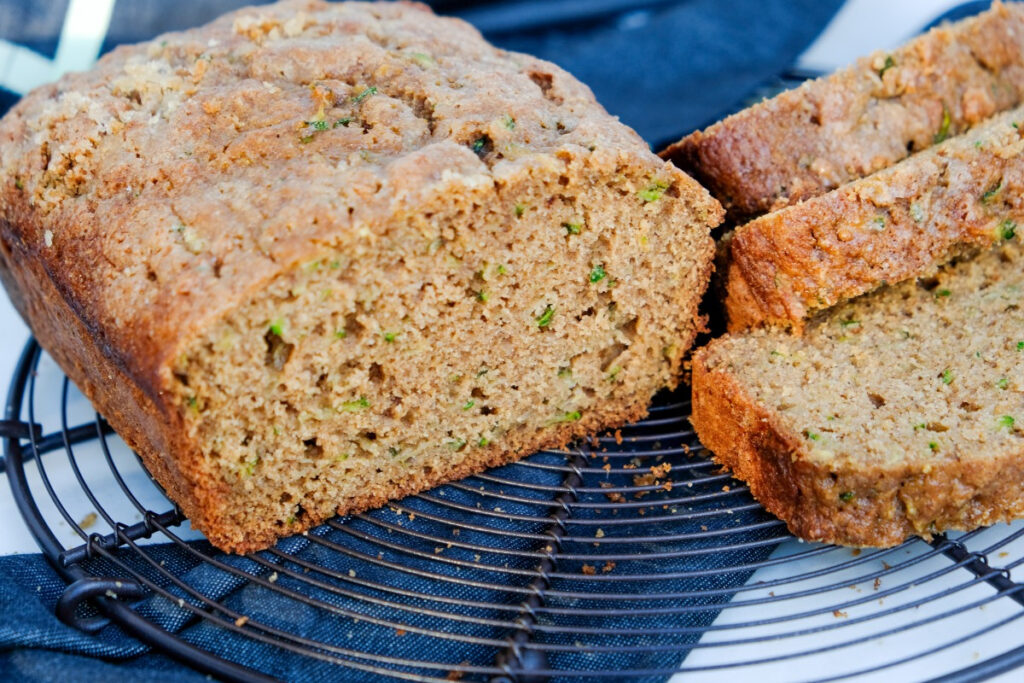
top-left (662, 1), bottom-right (1024, 220)
top-left (724, 104), bottom-right (1024, 332)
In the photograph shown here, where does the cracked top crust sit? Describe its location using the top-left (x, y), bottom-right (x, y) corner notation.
top-left (0, 0), bottom-right (674, 392)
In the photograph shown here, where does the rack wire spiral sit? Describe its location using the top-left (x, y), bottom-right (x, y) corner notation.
top-left (4, 338), bottom-right (1024, 682)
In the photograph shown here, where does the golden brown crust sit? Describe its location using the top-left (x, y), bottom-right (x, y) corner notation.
top-left (661, 1), bottom-right (1024, 220)
top-left (723, 104), bottom-right (1024, 332)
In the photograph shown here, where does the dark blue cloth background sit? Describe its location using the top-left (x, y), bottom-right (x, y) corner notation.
top-left (0, 0), bottom-right (848, 681)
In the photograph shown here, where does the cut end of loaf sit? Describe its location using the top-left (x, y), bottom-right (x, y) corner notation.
top-left (166, 163), bottom-right (719, 553)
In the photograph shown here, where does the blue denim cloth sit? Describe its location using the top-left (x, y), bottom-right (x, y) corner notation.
top-left (0, 0), bottom-right (846, 680)
top-left (1, 442), bottom-right (785, 682)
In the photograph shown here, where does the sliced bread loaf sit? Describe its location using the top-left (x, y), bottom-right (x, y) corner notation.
top-left (662, 1), bottom-right (1024, 220)
top-left (692, 243), bottom-right (1024, 547)
top-left (0, 0), bottom-right (722, 553)
top-left (724, 104), bottom-right (1024, 332)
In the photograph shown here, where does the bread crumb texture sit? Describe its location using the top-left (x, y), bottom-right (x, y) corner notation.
top-left (694, 243), bottom-right (1024, 547)
top-left (0, 0), bottom-right (721, 552)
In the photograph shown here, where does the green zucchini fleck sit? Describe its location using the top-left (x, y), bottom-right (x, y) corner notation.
top-left (934, 106), bottom-right (951, 143)
top-left (839, 491), bottom-right (855, 502)
top-left (878, 54), bottom-right (896, 77)
top-left (536, 305), bottom-right (555, 328)
top-left (352, 86), bottom-right (378, 104)
top-left (941, 368), bottom-right (954, 385)
top-left (981, 181), bottom-right (1002, 204)
top-left (589, 264), bottom-right (607, 283)
top-left (638, 179), bottom-right (670, 202)
top-left (563, 222), bottom-right (582, 235)
top-left (409, 52), bottom-right (435, 68)
top-left (999, 219), bottom-right (1016, 240)
top-left (341, 397), bottom-right (370, 412)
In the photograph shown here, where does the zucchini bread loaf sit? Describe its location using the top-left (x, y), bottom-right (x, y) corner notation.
top-left (662, 1), bottom-right (1024, 220)
top-left (724, 104), bottom-right (1024, 332)
top-left (0, 0), bottom-right (722, 552)
top-left (693, 243), bottom-right (1024, 547)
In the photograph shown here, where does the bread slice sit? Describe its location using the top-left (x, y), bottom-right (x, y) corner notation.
top-left (723, 104), bottom-right (1024, 332)
top-left (661, 1), bottom-right (1024, 220)
top-left (692, 243), bottom-right (1024, 547)
top-left (0, 1), bottom-right (722, 553)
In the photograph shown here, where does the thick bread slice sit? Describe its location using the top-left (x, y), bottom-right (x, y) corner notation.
top-left (661, 1), bottom-right (1024, 220)
top-left (724, 105), bottom-right (1024, 332)
top-left (692, 243), bottom-right (1024, 547)
top-left (0, 0), bottom-right (722, 553)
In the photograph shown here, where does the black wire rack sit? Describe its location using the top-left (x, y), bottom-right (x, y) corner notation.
top-left (4, 339), bottom-right (1024, 682)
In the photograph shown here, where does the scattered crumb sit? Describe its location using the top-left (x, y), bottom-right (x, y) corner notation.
top-left (602, 463), bottom-right (611, 472)
top-left (581, 564), bottom-right (596, 575)
top-left (268, 571), bottom-right (279, 583)
top-left (851, 548), bottom-right (861, 556)
top-left (833, 610), bottom-right (848, 618)
top-left (79, 512), bottom-right (98, 530)
top-left (882, 561), bottom-right (891, 570)
top-left (768, 591), bottom-right (775, 597)
top-left (722, 485), bottom-right (730, 492)
top-left (473, 554), bottom-right (481, 562)
top-left (434, 547), bottom-right (444, 554)
top-left (701, 525), bottom-right (708, 531)
top-left (614, 429), bottom-right (623, 445)
top-left (234, 616), bottom-right (249, 627)
top-left (999, 551), bottom-right (1009, 558)
top-left (602, 561), bottom-right (616, 573)
top-left (395, 628), bottom-right (406, 636)
top-left (874, 577), bottom-right (881, 591)
top-left (348, 569), bottom-right (356, 577)
top-left (595, 528), bottom-right (605, 538)
top-left (599, 482), bottom-right (626, 503)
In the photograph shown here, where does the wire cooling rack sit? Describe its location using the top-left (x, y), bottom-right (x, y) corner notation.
top-left (4, 340), bottom-right (1024, 682)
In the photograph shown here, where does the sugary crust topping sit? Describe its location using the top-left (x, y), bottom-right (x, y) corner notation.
top-left (725, 104), bottom-right (1024, 331)
top-left (663, 1), bottom-right (1024, 219)
top-left (0, 0), bottom-right (692, 383)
